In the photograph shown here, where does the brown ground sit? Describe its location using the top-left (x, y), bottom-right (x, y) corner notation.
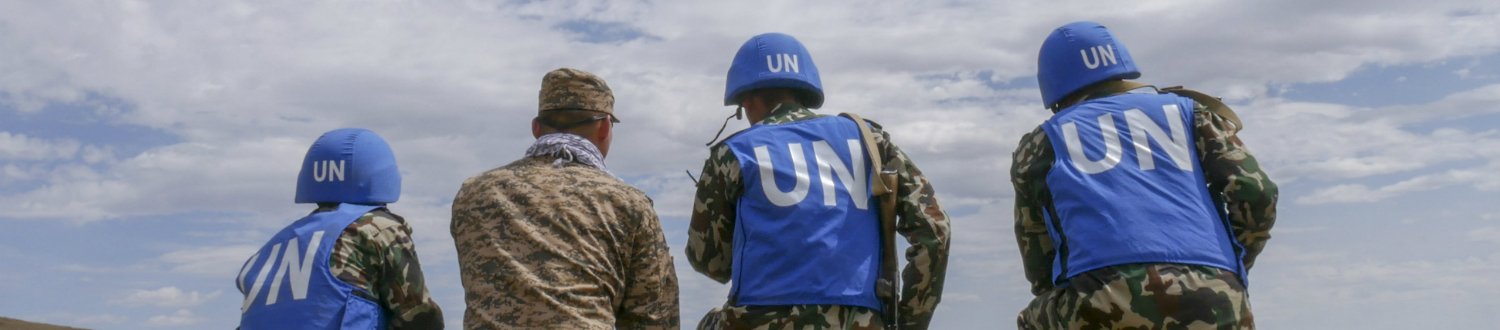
top-left (0, 317), bottom-right (86, 330)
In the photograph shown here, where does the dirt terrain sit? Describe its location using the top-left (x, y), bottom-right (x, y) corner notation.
top-left (0, 317), bottom-right (85, 330)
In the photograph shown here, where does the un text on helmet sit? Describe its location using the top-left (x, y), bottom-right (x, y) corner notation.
top-left (767, 54), bottom-right (801, 73)
top-left (1081, 45), bottom-right (1120, 69)
top-left (1060, 104), bottom-right (1193, 174)
top-left (754, 139), bottom-right (869, 210)
top-left (311, 160), bottom-right (346, 182)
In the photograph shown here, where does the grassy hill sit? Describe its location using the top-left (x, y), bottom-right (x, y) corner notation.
top-left (0, 317), bottom-right (86, 330)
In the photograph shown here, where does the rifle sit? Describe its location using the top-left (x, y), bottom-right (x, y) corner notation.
top-left (841, 113), bottom-right (902, 329)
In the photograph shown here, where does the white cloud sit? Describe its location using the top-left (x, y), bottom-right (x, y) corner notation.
top-left (1468, 226), bottom-right (1500, 244)
top-left (80, 145), bottom-right (115, 164)
top-left (1252, 100), bottom-right (1471, 180)
top-left (1236, 81), bottom-right (1500, 205)
top-left (1, 0), bottom-right (1495, 220)
top-left (72, 313), bottom-right (130, 327)
top-left (628, 173), bottom-right (700, 219)
top-left (0, 138), bottom-right (305, 222)
top-left (157, 245), bottom-right (261, 278)
top-left (1257, 251), bottom-right (1500, 327)
top-left (1271, 226), bottom-right (1329, 235)
top-left (0, 131), bottom-right (81, 161)
top-left (144, 309), bottom-right (201, 327)
top-left (1295, 157), bottom-right (1500, 204)
top-left (113, 287), bottom-right (221, 309)
top-left (1376, 83), bottom-right (1500, 125)
top-left (0, 164), bottom-right (40, 182)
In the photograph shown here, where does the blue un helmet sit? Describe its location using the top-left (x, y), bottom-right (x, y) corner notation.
top-left (294, 128), bottom-right (400, 205)
top-left (1037, 21), bottom-right (1141, 109)
top-left (724, 32), bottom-right (824, 108)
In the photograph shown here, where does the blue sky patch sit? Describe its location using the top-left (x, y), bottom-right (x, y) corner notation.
top-left (0, 93), bottom-right (179, 158)
top-left (1275, 54), bottom-right (1500, 108)
top-left (553, 19), bottom-right (659, 44)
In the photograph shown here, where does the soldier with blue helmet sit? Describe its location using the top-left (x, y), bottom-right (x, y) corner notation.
top-left (237, 128), bottom-right (443, 329)
top-left (1011, 21), bottom-right (1278, 329)
top-left (688, 32), bottom-right (951, 329)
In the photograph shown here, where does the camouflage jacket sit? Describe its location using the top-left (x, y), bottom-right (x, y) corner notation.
top-left (451, 156), bottom-right (680, 329)
top-left (1011, 87), bottom-right (1280, 295)
top-left (322, 206), bottom-right (445, 329)
top-left (687, 105), bottom-right (951, 329)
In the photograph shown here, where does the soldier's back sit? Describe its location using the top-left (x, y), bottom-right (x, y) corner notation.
top-left (451, 156), bottom-right (656, 329)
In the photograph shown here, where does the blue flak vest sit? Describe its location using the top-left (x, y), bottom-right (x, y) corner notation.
top-left (1040, 92), bottom-right (1246, 287)
top-left (238, 203), bottom-right (387, 330)
top-left (724, 115), bottom-right (883, 311)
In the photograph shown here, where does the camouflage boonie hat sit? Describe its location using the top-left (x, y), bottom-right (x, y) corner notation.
top-left (539, 68), bottom-right (616, 120)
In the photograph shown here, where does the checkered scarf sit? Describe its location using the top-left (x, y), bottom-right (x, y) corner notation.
top-left (524, 133), bottom-right (610, 173)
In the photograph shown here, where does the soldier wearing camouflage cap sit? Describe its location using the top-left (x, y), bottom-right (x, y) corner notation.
top-left (237, 128), bottom-right (444, 330)
top-left (450, 67), bottom-right (680, 329)
top-left (1011, 21), bottom-right (1278, 329)
top-left (688, 33), bottom-right (952, 329)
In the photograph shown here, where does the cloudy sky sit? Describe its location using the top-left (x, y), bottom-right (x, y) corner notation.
top-left (2, 0), bottom-right (1498, 329)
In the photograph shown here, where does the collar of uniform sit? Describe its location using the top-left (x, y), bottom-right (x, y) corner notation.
top-left (754, 103), bottom-right (819, 125)
top-left (310, 203), bottom-right (382, 215)
top-left (1054, 80), bottom-right (1157, 113)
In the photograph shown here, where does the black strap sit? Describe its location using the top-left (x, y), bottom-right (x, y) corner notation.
top-left (703, 106), bottom-right (744, 146)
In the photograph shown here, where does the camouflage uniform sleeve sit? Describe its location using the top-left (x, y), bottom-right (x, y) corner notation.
top-left (330, 211), bottom-right (444, 329)
top-left (871, 122), bottom-right (951, 329)
top-left (1010, 127), bottom-right (1057, 296)
top-left (686, 143), bottom-right (742, 283)
top-left (617, 193), bottom-right (682, 329)
top-left (1193, 105), bottom-right (1279, 270)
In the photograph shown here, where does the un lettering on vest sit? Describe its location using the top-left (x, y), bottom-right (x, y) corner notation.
top-left (1081, 45), bottom-right (1119, 69)
top-left (1060, 104), bottom-right (1193, 174)
top-left (238, 231), bottom-right (325, 312)
top-left (752, 139), bottom-right (869, 210)
top-left (766, 53), bottom-right (800, 73)
top-left (311, 160), bottom-right (345, 182)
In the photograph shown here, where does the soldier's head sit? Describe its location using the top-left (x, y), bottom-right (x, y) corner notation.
top-left (294, 128), bottom-right (401, 206)
top-left (1037, 21), bottom-right (1141, 110)
top-left (534, 68), bottom-right (619, 157)
top-left (725, 33), bottom-right (823, 122)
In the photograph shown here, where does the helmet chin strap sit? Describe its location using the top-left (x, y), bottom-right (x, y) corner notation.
top-left (704, 105), bottom-right (744, 146)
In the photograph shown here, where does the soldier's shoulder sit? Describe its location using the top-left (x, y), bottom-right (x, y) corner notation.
top-left (1011, 126), bottom-right (1052, 170)
top-left (345, 209), bottom-right (411, 242)
top-left (1016, 126), bottom-right (1048, 147)
top-left (706, 140), bottom-right (735, 156)
top-left (703, 141), bottom-right (743, 169)
top-left (363, 209), bottom-right (409, 230)
top-left (460, 158), bottom-right (542, 186)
